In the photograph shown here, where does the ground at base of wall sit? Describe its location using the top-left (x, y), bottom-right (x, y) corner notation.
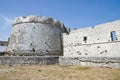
top-left (0, 65), bottom-right (120, 80)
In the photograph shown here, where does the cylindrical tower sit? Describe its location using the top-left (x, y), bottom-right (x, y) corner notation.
top-left (7, 15), bottom-right (67, 56)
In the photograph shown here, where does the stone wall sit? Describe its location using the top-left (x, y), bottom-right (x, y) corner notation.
top-left (59, 57), bottom-right (120, 68)
top-left (63, 20), bottom-right (120, 57)
top-left (0, 56), bottom-right (59, 66)
top-left (7, 16), bottom-right (67, 56)
top-left (9, 51), bottom-right (61, 56)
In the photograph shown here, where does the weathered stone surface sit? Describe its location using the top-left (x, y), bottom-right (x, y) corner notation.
top-left (7, 15), bottom-right (67, 56)
top-left (60, 20), bottom-right (120, 68)
top-left (59, 57), bottom-right (120, 68)
top-left (1, 16), bottom-right (120, 68)
top-left (0, 56), bottom-right (59, 66)
top-left (12, 16), bottom-right (64, 28)
top-left (63, 20), bottom-right (120, 57)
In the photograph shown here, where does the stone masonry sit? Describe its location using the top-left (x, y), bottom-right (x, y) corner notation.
top-left (59, 20), bottom-right (120, 68)
top-left (0, 56), bottom-right (59, 66)
top-left (0, 15), bottom-right (120, 68)
top-left (7, 16), bottom-right (67, 56)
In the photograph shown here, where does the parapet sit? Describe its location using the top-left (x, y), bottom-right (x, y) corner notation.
top-left (12, 15), bottom-right (64, 28)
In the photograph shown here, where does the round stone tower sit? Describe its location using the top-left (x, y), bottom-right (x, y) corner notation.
top-left (7, 15), bottom-right (67, 56)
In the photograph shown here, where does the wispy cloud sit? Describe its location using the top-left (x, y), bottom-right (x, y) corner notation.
top-left (0, 14), bottom-right (13, 41)
top-left (0, 14), bottom-right (12, 29)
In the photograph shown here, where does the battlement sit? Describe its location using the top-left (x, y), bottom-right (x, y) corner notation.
top-left (13, 15), bottom-right (64, 28)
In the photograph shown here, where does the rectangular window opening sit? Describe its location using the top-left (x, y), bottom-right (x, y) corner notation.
top-left (83, 36), bottom-right (87, 42)
top-left (111, 31), bottom-right (117, 41)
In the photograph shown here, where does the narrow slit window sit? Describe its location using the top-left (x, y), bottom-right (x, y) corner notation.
top-left (111, 31), bottom-right (117, 41)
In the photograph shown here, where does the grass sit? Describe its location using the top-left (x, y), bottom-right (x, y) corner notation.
top-left (0, 65), bottom-right (120, 80)
top-left (75, 66), bottom-right (91, 70)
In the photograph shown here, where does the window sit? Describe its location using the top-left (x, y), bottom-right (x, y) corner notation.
top-left (83, 36), bottom-right (87, 41)
top-left (111, 31), bottom-right (117, 41)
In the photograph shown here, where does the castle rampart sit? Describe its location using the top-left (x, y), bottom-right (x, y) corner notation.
top-left (7, 16), bottom-right (67, 56)
top-left (1, 15), bottom-right (120, 68)
top-left (59, 20), bottom-right (120, 68)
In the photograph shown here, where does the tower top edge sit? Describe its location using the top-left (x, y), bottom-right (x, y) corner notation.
top-left (12, 15), bottom-right (65, 28)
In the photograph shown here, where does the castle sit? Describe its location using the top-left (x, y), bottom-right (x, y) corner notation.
top-left (0, 15), bottom-right (120, 68)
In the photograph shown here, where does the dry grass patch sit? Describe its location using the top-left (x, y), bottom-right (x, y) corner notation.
top-left (0, 65), bottom-right (120, 80)
top-left (75, 66), bottom-right (91, 70)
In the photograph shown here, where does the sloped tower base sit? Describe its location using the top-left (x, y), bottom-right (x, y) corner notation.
top-left (0, 56), bottom-right (59, 66)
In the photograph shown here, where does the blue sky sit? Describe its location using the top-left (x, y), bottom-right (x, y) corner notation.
top-left (0, 0), bottom-right (120, 41)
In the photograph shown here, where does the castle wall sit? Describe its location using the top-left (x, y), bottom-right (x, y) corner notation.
top-left (59, 57), bottom-right (120, 68)
top-left (59, 20), bottom-right (120, 68)
top-left (7, 16), bottom-right (67, 56)
top-left (63, 20), bottom-right (120, 57)
top-left (0, 56), bottom-right (59, 65)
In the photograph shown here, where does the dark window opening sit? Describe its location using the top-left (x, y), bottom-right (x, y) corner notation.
top-left (111, 31), bottom-right (117, 41)
top-left (83, 36), bottom-right (87, 42)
